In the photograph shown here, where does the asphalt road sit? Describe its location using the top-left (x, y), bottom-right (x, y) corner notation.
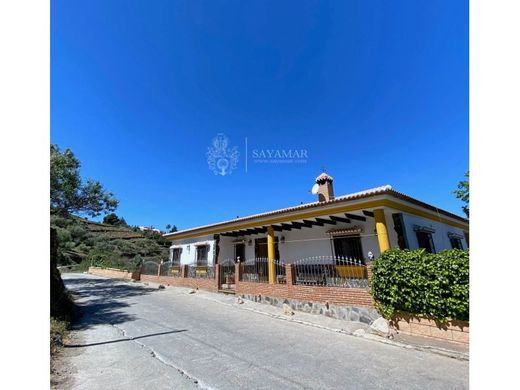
top-left (59, 274), bottom-right (468, 390)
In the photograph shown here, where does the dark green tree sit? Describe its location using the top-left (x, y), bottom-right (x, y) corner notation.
top-left (165, 224), bottom-right (178, 233)
top-left (51, 144), bottom-right (118, 217)
top-left (103, 213), bottom-right (126, 226)
top-left (454, 171), bottom-right (469, 218)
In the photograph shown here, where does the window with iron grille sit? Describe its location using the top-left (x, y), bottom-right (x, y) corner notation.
top-left (332, 235), bottom-right (364, 264)
top-left (196, 245), bottom-right (209, 266)
top-left (450, 237), bottom-right (464, 250)
top-left (416, 231), bottom-right (436, 253)
top-left (171, 248), bottom-right (182, 264)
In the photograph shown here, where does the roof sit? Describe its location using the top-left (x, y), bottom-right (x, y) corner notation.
top-left (164, 185), bottom-right (468, 240)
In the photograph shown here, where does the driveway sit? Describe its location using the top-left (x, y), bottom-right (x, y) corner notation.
top-left (56, 274), bottom-right (468, 390)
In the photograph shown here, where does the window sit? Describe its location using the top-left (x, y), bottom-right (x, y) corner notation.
top-left (450, 237), bottom-right (464, 250)
top-left (332, 235), bottom-right (364, 264)
top-left (392, 213), bottom-right (409, 249)
top-left (196, 245), bottom-right (209, 266)
top-left (171, 248), bottom-right (182, 264)
top-left (416, 231), bottom-right (436, 253)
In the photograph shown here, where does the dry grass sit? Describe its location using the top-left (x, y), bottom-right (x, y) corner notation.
top-left (50, 318), bottom-right (69, 356)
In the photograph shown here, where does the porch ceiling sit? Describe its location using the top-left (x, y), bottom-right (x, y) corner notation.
top-left (218, 211), bottom-right (370, 236)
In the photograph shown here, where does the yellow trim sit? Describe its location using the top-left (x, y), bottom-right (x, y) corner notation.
top-left (267, 226), bottom-right (275, 284)
top-left (165, 198), bottom-right (468, 240)
top-left (374, 209), bottom-right (390, 252)
top-left (335, 265), bottom-right (366, 279)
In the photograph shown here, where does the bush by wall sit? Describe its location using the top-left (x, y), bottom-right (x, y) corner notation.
top-left (371, 249), bottom-right (469, 321)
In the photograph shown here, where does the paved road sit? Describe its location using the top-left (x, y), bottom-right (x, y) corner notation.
top-left (59, 274), bottom-right (468, 390)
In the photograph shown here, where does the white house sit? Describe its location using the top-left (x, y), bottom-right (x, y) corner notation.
top-left (164, 173), bottom-right (469, 280)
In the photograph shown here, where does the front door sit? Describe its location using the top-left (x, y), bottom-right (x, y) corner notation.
top-left (234, 243), bottom-right (245, 262)
top-left (255, 238), bottom-right (279, 259)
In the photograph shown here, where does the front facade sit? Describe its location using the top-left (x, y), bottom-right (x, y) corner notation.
top-left (164, 174), bottom-right (469, 282)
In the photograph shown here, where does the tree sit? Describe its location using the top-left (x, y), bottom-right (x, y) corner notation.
top-left (454, 171), bottom-right (469, 218)
top-left (51, 144), bottom-right (118, 217)
top-left (103, 213), bottom-right (126, 226)
top-left (165, 224), bottom-right (178, 233)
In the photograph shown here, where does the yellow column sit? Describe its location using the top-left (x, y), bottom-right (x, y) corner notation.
top-left (267, 226), bottom-right (276, 284)
top-left (374, 209), bottom-right (391, 253)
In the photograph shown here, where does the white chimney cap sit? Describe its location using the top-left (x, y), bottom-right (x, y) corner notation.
top-left (315, 172), bottom-right (333, 183)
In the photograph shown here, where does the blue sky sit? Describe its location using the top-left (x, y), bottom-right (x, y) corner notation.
top-left (51, 0), bottom-right (468, 230)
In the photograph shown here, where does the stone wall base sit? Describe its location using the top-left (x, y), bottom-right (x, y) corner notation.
top-left (239, 293), bottom-right (381, 324)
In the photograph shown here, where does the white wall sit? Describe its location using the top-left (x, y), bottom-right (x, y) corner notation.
top-left (215, 220), bottom-right (381, 264)
top-left (169, 235), bottom-right (216, 265)
top-left (399, 213), bottom-right (468, 252)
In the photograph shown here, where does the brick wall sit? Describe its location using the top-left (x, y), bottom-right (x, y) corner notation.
top-left (235, 263), bottom-right (374, 308)
top-left (140, 274), bottom-right (218, 292)
top-left (89, 263), bottom-right (374, 307)
top-left (391, 313), bottom-right (469, 344)
top-left (88, 266), bottom-right (140, 281)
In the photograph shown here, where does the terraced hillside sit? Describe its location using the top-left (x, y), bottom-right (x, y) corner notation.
top-left (51, 214), bottom-right (170, 270)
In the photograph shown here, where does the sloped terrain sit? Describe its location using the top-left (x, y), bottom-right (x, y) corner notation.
top-left (51, 214), bottom-right (170, 270)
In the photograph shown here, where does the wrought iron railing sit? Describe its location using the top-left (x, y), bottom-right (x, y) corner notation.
top-left (159, 261), bottom-right (182, 278)
top-left (187, 264), bottom-right (215, 279)
top-left (219, 258), bottom-right (236, 287)
top-left (141, 261), bottom-right (160, 275)
top-left (292, 256), bottom-right (368, 288)
top-left (239, 258), bottom-right (286, 284)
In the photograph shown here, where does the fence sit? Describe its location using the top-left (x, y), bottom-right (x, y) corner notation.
top-left (159, 261), bottom-right (182, 278)
top-left (219, 259), bottom-right (236, 287)
top-left (292, 256), bottom-right (369, 288)
top-left (240, 258), bottom-right (286, 284)
top-left (89, 259), bottom-right (374, 308)
top-left (187, 264), bottom-right (215, 279)
top-left (141, 261), bottom-right (160, 275)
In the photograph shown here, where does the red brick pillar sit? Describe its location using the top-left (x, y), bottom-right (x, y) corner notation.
top-left (215, 264), bottom-right (221, 289)
top-left (181, 264), bottom-right (188, 278)
top-left (235, 263), bottom-right (241, 285)
top-left (285, 263), bottom-right (295, 286)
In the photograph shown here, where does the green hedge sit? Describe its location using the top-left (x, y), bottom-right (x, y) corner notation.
top-left (371, 249), bottom-right (469, 321)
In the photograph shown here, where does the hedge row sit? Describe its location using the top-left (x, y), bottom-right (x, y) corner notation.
top-left (371, 249), bottom-right (469, 321)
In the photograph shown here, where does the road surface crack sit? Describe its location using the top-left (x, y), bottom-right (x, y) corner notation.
top-left (110, 323), bottom-right (215, 390)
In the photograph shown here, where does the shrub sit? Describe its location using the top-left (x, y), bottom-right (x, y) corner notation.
top-left (56, 227), bottom-right (72, 243)
top-left (371, 248), bottom-right (469, 321)
top-left (86, 249), bottom-right (112, 268)
top-left (69, 225), bottom-right (87, 240)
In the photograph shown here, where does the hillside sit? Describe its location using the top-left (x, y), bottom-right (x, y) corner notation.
top-left (51, 214), bottom-right (170, 271)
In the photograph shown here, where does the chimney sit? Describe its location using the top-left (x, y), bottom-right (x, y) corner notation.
top-left (315, 172), bottom-right (334, 202)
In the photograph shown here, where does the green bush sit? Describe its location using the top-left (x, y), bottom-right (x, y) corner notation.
top-left (69, 225), bottom-right (87, 240)
top-left (86, 249), bottom-right (112, 268)
top-left (56, 227), bottom-right (72, 243)
top-left (371, 248), bottom-right (469, 321)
